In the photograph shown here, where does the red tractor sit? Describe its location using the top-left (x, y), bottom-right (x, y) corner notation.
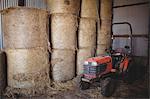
top-left (80, 22), bottom-right (133, 97)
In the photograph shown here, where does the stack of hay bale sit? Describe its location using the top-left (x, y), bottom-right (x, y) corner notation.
top-left (77, 0), bottom-right (97, 75)
top-left (2, 7), bottom-right (50, 95)
top-left (0, 51), bottom-right (6, 95)
top-left (48, 0), bottom-right (80, 82)
top-left (97, 0), bottom-right (113, 55)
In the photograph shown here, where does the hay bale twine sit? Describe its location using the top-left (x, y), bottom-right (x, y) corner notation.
top-left (77, 48), bottom-right (95, 75)
top-left (0, 51), bottom-right (6, 95)
top-left (96, 44), bottom-right (109, 55)
top-left (78, 18), bottom-right (96, 48)
top-left (51, 49), bottom-right (75, 82)
top-left (81, 0), bottom-right (97, 19)
top-left (6, 47), bottom-right (49, 89)
top-left (100, 0), bottom-right (113, 20)
top-left (48, 0), bottom-right (80, 15)
top-left (2, 7), bottom-right (48, 49)
top-left (51, 14), bottom-right (77, 50)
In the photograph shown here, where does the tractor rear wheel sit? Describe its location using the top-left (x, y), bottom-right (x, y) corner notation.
top-left (80, 81), bottom-right (90, 90)
top-left (123, 61), bottom-right (134, 84)
top-left (101, 77), bottom-right (117, 97)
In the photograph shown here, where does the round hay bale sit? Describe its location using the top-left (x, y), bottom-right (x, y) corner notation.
top-left (96, 44), bottom-right (109, 55)
top-left (47, 0), bottom-right (80, 15)
top-left (98, 35), bottom-right (111, 45)
top-left (97, 20), bottom-right (112, 45)
top-left (2, 7), bottom-right (48, 49)
top-left (100, 0), bottom-right (113, 20)
top-left (51, 49), bottom-right (75, 82)
top-left (0, 51), bottom-right (6, 95)
top-left (100, 20), bottom-right (112, 34)
top-left (81, 0), bottom-right (98, 19)
top-left (77, 48), bottom-right (95, 75)
top-left (78, 18), bottom-right (96, 48)
top-left (6, 47), bottom-right (50, 89)
top-left (51, 14), bottom-right (77, 50)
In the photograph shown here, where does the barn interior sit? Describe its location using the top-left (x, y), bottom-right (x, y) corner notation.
top-left (0, 0), bottom-right (149, 99)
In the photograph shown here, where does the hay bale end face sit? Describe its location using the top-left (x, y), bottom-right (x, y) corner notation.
top-left (51, 13), bottom-right (77, 50)
top-left (2, 7), bottom-right (48, 49)
top-left (51, 49), bottom-right (75, 82)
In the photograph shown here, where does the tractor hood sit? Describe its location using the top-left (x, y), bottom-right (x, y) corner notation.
top-left (85, 55), bottom-right (112, 64)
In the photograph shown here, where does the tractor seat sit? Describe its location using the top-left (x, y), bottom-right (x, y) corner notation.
top-left (112, 54), bottom-right (123, 69)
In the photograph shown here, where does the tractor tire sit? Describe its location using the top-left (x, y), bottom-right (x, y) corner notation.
top-left (80, 81), bottom-right (90, 90)
top-left (100, 77), bottom-right (117, 97)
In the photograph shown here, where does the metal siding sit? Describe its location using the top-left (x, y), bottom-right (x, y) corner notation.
top-left (114, 0), bottom-right (149, 7)
top-left (113, 4), bottom-right (149, 35)
top-left (132, 37), bottom-right (148, 56)
top-left (112, 38), bottom-right (131, 50)
top-left (25, 0), bottom-right (46, 9)
top-left (112, 24), bottom-right (131, 35)
top-left (113, 2), bottom-right (149, 56)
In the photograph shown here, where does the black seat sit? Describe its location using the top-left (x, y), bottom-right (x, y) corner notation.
top-left (112, 55), bottom-right (123, 69)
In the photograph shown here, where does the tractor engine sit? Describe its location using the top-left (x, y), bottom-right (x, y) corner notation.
top-left (83, 56), bottom-right (112, 79)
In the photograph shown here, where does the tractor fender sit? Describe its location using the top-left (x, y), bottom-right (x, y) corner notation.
top-left (119, 58), bottom-right (130, 72)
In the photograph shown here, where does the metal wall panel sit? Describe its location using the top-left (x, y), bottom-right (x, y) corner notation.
top-left (114, 0), bottom-right (149, 7)
top-left (0, 0), bottom-right (18, 10)
top-left (113, 1), bottom-right (149, 56)
top-left (0, 0), bottom-right (18, 49)
top-left (26, 0), bottom-right (47, 9)
top-left (112, 38), bottom-right (131, 50)
top-left (113, 4), bottom-right (149, 35)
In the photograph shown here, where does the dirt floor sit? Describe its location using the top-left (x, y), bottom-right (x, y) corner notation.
top-left (1, 57), bottom-right (149, 99)
top-left (1, 74), bottom-right (149, 99)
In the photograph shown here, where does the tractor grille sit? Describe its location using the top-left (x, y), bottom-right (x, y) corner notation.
top-left (84, 63), bottom-right (107, 75)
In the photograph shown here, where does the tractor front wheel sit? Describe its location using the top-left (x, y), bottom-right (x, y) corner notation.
top-left (80, 81), bottom-right (90, 90)
top-left (100, 77), bottom-right (117, 97)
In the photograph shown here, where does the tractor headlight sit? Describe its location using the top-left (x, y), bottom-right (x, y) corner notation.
top-left (91, 62), bottom-right (97, 66)
top-left (84, 61), bottom-right (89, 65)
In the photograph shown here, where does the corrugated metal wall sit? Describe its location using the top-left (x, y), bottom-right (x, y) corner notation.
top-left (26, 0), bottom-right (47, 9)
top-left (0, 0), bottom-right (18, 49)
top-left (113, 0), bottom-right (149, 57)
top-left (0, 0), bottom-right (47, 49)
top-left (0, 0), bottom-right (18, 10)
